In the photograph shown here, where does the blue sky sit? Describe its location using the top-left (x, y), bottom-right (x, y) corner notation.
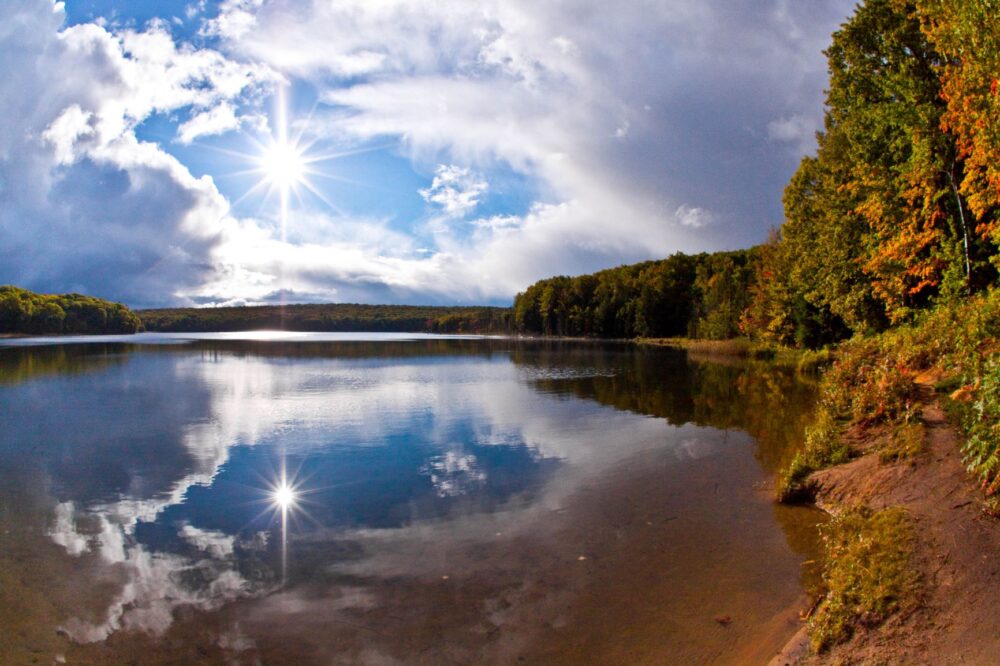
top-left (0, 0), bottom-right (854, 307)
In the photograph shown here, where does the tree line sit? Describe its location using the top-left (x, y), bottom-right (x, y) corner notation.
top-left (512, 250), bottom-right (757, 339)
top-left (139, 303), bottom-right (512, 334)
top-left (0, 285), bottom-right (142, 335)
top-left (516, 0), bottom-right (1000, 348)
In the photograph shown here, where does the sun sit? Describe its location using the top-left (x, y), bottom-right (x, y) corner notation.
top-left (260, 140), bottom-right (306, 191)
top-left (211, 83), bottom-right (365, 228)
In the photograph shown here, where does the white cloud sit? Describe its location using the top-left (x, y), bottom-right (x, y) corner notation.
top-left (419, 164), bottom-right (488, 216)
top-left (422, 451), bottom-right (487, 497)
top-left (41, 104), bottom-right (95, 165)
top-left (198, 0), bottom-right (853, 302)
top-left (472, 214), bottom-right (522, 232)
top-left (767, 113), bottom-right (818, 154)
top-left (49, 501), bottom-right (90, 555)
top-left (54, 512), bottom-right (255, 642)
top-left (674, 205), bottom-right (715, 229)
top-left (185, 0), bottom-right (207, 21)
top-left (176, 102), bottom-right (241, 143)
top-left (0, 0), bottom-right (273, 306)
top-left (200, 0), bottom-right (262, 42)
top-left (179, 523), bottom-right (236, 558)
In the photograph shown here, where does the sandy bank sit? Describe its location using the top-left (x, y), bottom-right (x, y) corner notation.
top-left (770, 381), bottom-right (1000, 664)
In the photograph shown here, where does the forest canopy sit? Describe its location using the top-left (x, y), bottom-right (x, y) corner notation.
top-left (0, 286), bottom-right (142, 335)
top-left (743, 0), bottom-right (1000, 346)
top-left (139, 303), bottom-right (512, 334)
top-left (512, 250), bottom-right (758, 340)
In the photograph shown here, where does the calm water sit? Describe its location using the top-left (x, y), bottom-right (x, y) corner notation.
top-left (0, 334), bottom-right (824, 665)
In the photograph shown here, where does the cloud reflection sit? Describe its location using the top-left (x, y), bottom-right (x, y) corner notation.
top-left (48, 502), bottom-right (262, 642)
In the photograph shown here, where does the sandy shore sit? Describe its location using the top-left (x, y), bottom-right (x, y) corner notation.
top-left (771, 380), bottom-right (1000, 664)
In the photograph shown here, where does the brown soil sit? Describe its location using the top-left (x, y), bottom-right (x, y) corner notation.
top-left (772, 383), bottom-right (1000, 665)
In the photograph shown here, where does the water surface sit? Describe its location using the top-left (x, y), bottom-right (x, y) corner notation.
top-left (0, 335), bottom-right (823, 664)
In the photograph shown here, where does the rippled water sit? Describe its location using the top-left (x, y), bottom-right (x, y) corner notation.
top-left (0, 335), bottom-right (824, 664)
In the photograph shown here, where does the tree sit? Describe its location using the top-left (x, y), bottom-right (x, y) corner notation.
top-left (915, 0), bottom-right (1000, 263)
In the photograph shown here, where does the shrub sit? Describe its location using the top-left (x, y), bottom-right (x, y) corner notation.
top-left (961, 354), bottom-right (1000, 496)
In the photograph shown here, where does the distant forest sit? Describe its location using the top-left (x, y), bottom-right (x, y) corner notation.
top-left (0, 286), bottom-right (142, 335)
top-left (512, 250), bottom-right (761, 341)
top-left (139, 303), bottom-right (512, 334)
top-left (516, 0), bottom-right (1000, 349)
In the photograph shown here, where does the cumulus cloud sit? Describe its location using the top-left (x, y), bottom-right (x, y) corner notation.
top-left (675, 205), bottom-right (715, 229)
top-left (419, 164), bottom-right (488, 216)
top-left (53, 503), bottom-right (257, 643)
top-left (0, 0), bottom-right (271, 306)
top-left (767, 113), bottom-right (819, 155)
top-left (180, 523), bottom-right (237, 558)
top-left (422, 451), bottom-right (487, 497)
top-left (41, 105), bottom-right (96, 165)
top-left (49, 501), bottom-right (90, 555)
top-left (199, 0), bottom-right (854, 303)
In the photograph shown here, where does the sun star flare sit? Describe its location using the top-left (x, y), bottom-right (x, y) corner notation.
top-left (260, 140), bottom-right (306, 192)
top-left (273, 482), bottom-right (297, 510)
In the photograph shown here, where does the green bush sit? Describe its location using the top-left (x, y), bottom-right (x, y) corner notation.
top-left (0, 286), bottom-right (141, 335)
top-left (961, 354), bottom-right (1000, 497)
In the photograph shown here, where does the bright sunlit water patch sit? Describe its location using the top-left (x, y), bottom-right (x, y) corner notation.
top-left (272, 482), bottom-right (296, 510)
top-left (218, 330), bottom-right (308, 341)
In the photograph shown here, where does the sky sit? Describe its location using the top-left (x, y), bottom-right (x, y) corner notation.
top-left (0, 0), bottom-right (856, 308)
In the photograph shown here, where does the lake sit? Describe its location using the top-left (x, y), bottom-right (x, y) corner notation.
top-left (0, 333), bottom-right (824, 664)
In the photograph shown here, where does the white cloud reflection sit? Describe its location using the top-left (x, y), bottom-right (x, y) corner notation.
top-left (49, 502), bottom-right (256, 643)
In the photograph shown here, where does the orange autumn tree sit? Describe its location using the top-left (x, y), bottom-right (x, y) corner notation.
top-left (828, 0), bottom-right (970, 321)
top-left (765, 0), bottom-right (980, 331)
top-left (916, 0), bottom-right (1000, 250)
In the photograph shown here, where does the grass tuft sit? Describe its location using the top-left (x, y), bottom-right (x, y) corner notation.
top-left (810, 506), bottom-right (919, 652)
top-left (777, 406), bottom-right (851, 502)
top-left (878, 421), bottom-right (925, 463)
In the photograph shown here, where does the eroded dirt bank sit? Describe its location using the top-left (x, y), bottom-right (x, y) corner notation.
top-left (771, 385), bottom-right (1000, 665)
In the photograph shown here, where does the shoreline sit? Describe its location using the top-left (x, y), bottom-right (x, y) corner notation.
top-left (636, 336), bottom-right (757, 355)
top-left (768, 379), bottom-right (1000, 664)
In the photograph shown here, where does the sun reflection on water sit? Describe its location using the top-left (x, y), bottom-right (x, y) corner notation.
top-left (272, 482), bottom-right (297, 510)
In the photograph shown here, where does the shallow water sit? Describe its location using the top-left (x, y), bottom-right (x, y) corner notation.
top-left (0, 335), bottom-right (824, 664)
